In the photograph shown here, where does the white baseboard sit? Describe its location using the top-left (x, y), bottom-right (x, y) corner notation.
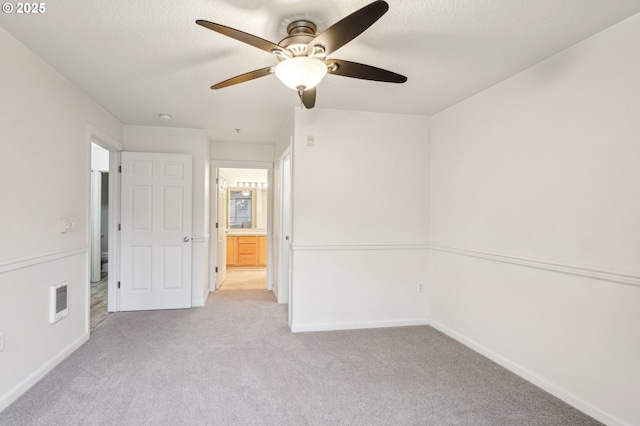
top-left (428, 319), bottom-right (625, 426)
top-left (0, 332), bottom-right (89, 413)
top-left (191, 297), bottom-right (207, 307)
top-left (291, 318), bottom-right (428, 333)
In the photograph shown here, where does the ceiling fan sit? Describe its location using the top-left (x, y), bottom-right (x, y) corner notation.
top-left (196, 0), bottom-right (407, 109)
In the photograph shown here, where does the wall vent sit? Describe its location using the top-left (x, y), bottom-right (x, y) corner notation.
top-left (50, 281), bottom-right (69, 324)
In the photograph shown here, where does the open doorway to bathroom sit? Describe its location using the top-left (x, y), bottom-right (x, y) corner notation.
top-left (217, 167), bottom-right (268, 291)
top-left (90, 143), bottom-right (112, 328)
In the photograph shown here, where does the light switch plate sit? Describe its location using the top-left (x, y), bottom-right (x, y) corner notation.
top-left (59, 218), bottom-right (76, 233)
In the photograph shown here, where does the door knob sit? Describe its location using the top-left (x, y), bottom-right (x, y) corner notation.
top-left (184, 237), bottom-right (190, 242)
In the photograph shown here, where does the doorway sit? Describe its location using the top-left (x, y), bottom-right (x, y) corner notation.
top-left (90, 143), bottom-right (111, 328)
top-left (87, 126), bottom-right (122, 324)
top-left (215, 167), bottom-right (269, 292)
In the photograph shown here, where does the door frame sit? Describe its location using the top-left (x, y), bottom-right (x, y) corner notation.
top-left (215, 168), bottom-right (227, 289)
top-left (278, 146), bottom-right (292, 310)
top-left (209, 160), bottom-right (273, 293)
top-left (87, 125), bottom-right (123, 317)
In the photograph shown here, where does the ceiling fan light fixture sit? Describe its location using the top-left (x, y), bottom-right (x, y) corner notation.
top-left (274, 57), bottom-right (327, 91)
top-left (198, 0), bottom-right (406, 108)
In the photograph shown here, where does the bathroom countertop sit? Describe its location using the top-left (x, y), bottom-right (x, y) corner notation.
top-left (226, 231), bottom-right (267, 236)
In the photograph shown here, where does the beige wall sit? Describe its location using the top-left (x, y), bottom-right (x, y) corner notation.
top-left (0, 28), bottom-right (123, 410)
top-left (429, 13), bottom-right (640, 425)
top-left (289, 108), bottom-right (431, 331)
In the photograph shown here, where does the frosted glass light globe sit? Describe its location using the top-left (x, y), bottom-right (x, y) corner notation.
top-left (275, 57), bottom-right (328, 91)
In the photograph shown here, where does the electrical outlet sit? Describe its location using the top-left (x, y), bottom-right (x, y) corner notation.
top-left (0, 332), bottom-right (5, 352)
top-left (417, 282), bottom-right (424, 293)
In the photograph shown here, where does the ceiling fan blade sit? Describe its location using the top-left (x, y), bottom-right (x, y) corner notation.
top-left (327, 59), bottom-right (407, 83)
top-left (308, 0), bottom-right (389, 56)
top-left (196, 20), bottom-right (281, 55)
top-left (299, 88), bottom-right (317, 109)
top-left (211, 67), bottom-right (273, 90)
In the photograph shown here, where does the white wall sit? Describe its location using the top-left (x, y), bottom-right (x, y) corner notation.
top-left (222, 168), bottom-right (268, 186)
top-left (290, 108), bottom-right (431, 331)
top-left (210, 142), bottom-right (274, 163)
top-left (124, 126), bottom-right (211, 307)
top-left (0, 28), bottom-right (123, 411)
top-left (429, 13), bottom-right (640, 425)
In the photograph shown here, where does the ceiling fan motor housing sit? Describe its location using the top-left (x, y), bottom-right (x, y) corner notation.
top-left (279, 20), bottom-right (320, 57)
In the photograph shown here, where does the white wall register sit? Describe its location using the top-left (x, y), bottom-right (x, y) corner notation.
top-left (49, 281), bottom-right (68, 324)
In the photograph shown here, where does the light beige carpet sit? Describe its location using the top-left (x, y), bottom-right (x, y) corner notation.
top-left (219, 267), bottom-right (266, 290)
top-left (0, 290), bottom-right (601, 425)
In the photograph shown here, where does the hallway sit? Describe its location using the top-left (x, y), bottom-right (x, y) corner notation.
top-left (219, 267), bottom-right (266, 290)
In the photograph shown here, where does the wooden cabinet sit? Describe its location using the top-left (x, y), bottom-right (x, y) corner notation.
top-left (258, 236), bottom-right (267, 266)
top-left (226, 235), bottom-right (267, 266)
top-left (226, 236), bottom-right (238, 266)
top-left (237, 236), bottom-right (258, 266)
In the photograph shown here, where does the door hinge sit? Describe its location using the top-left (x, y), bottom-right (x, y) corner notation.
top-left (118, 224), bottom-right (121, 231)
top-left (118, 165), bottom-right (122, 173)
top-left (216, 177), bottom-right (219, 185)
top-left (215, 267), bottom-right (218, 273)
top-left (117, 281), bottom-right (121, 289)
top-left (215, 222), bottom-right (218, 229)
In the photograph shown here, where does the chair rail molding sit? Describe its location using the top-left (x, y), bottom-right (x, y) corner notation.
top-left (0, 245), bottom-right (89, 274)
top-left (290, 243), bottom-right (430, 252)
top-left (192, 234), bottom-right (211, 243)
top-left (429, 242), bottom-right (640, 288)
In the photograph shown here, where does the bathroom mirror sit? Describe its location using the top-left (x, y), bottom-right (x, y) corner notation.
top-left (228, 187), bottom-right (267, 230)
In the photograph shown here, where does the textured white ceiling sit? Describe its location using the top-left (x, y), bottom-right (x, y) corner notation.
top-left (1, 0), bottom-right (639, 144)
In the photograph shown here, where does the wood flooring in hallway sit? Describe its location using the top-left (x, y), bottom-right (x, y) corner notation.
top-left (90, 274), bottom-right (111, 330)
top-left (219, 267), bottom-right (267, 290)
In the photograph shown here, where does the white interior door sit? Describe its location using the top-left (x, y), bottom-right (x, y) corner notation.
top-left (216, 172), bottom-right (227, 289)
top-left (120, 152), bottom-right (193, 311)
